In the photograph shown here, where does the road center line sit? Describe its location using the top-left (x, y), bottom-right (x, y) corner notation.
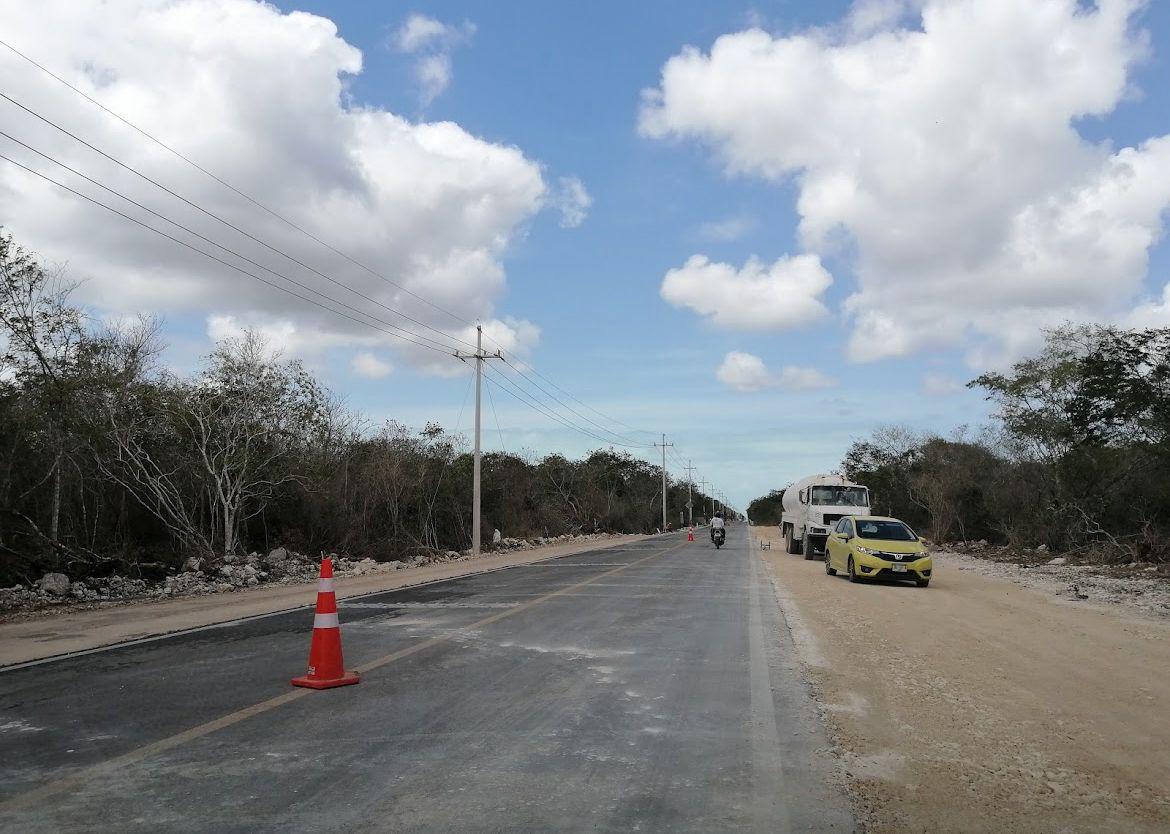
top-left (0, 540), bottom-right (683, 813)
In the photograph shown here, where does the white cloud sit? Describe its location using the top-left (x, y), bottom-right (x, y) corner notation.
top-left (206, 314), bottom-right (372, 361)
top-left (351, 351), bottom-right (393, 379)
top-left (717, 351), bottom-right (772, 391)
top-left (394, 13), bottom-right (452, 52)
top-left (392, 13), bottom-right (475, 104)
top-left (698, 215), bottom-right (757, 241)
top-left (551, 176), bottom-right (592, 228)
top-left (661, 254), bottom-right (832, 330)
top-left (640, 0), bottom-right (1170, 366)
top-left (408, 316), bottom-right (542, 378)
top-left (1127, 283), bottom-right (1170, 329)
top-left (716, 351), bottom-right (834, 392)
top-left (0, 1), bottom-right (543, 376)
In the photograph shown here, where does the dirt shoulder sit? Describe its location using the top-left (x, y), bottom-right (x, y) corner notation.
top-left (754, 525), bottom-right (1170, 834)
top-left (0, 534), bottom-right (647, 668)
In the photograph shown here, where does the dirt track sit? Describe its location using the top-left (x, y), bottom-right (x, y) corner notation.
top-left (755, 526), bottom-right (1170, 833)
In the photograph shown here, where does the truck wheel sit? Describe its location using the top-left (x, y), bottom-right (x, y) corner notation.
top-left (785, 526), bottom-right (799, 555)
top-left (803, 535), bottom-right (816, 560)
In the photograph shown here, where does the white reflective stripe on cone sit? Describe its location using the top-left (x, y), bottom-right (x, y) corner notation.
top-left (313, 612), bottom-right (339, 629)
top-left (317, 578), bottom-right (335, 593)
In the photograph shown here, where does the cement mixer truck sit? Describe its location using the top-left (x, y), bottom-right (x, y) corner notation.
top-left (781, 474), bottom-right (871, 559)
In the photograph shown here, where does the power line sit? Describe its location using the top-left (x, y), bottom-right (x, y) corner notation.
top-left (0, 36), bottom-right (477, 332)
top-left (0, 89), bottom-right (481, 355)
top-left (0, 83), bottom-right (654, 446)
top-left (0, 48), bottom-right (667, 454)
top-left (490, 349), bottom-right (655, 439)
top-left (482, 364), bottom-right (651, 449)
top-left (484, 375), bottom-right (508, 453)
top-left (484, 364), bottom-right (644, 449)
top-left (497, 357), bottom-right (652, 448)
top-left (0, 132), bottom-right (468, 356)
top-left (0, 152), bottom-right (457, 358)
top-left (5, 143), bottom-right (659, 457)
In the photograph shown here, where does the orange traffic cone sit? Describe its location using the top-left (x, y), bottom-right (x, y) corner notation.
top-left (687, 527), bottom-right (695, 541)
top-left (291, 557), bottom-right (360, 689)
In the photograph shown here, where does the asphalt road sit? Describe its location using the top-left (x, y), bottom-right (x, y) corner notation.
top-left (0, 526), bottom-right (854, 833)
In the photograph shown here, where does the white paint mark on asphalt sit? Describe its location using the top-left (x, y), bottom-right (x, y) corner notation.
top-left (0, 720), bottom-right (44, 733)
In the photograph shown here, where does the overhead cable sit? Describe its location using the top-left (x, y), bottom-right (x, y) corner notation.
top-left (0, 153), bottom-right (456, 357)
top-left (0, 37), bottom-right (476, 331)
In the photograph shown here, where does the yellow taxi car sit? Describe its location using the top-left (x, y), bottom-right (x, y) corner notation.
top-left (824, 515), bottom-right (932, 587)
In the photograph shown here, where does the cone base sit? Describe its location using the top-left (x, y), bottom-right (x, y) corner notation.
top-left (291, 670), bottom-right (360, 689)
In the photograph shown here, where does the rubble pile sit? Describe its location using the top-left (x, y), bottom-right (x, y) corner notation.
top-left (0, 532), bottom-right (623, 616)
top-left (492, 532), bottom-right (613, 552)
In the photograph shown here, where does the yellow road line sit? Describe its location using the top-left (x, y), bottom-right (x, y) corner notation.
top-left (0, 541), bottom-right (683, 812)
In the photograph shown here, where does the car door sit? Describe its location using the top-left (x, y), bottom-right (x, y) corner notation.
top-left (828, 518), bottom-right (849, 569)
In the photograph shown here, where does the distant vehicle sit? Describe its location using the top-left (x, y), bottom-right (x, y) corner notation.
top-left (712, 527), bottom-right (726, 549)
top-left (824, 516), bottom-right (932, 587)
top-left (781, 474), bottom-right (870, 559)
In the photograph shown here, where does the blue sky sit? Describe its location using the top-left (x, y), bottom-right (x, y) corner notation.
top-left (2, 1), bottom-right (1169, 509)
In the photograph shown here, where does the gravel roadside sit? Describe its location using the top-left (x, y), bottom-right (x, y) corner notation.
top-left (754, 525), bottom-right (1170, 834)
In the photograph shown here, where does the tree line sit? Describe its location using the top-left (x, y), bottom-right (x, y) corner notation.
top-left (0, 231), bottom-right (709, 586)
top-left (751, 325), bottom-right (1170, 564)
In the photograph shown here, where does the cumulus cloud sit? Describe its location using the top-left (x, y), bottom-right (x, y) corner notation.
top-left (551, 176), bottom-right (592, 228)
top-left (392, 13), bottom-right (475, 104)
top-left (661, 254), bottom-right (832, 330)
top-left (641, 0), bottom-right (1170, 365)
top-left (0, 0), bottom-right (543, 375)
top-left (716, 351), bottom-right (834, 392)
top-left (351, 351), bottom-right (393, 379)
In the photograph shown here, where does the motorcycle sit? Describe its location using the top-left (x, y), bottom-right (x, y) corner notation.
top-left (712, 527), bottom-right (726, 549)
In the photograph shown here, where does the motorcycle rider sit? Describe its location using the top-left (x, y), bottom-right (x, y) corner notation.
top-left (710, 511), bottom-right (725, 542)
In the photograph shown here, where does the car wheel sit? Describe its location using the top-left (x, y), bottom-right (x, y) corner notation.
top-left (915, 577), bottom-right (930, 588)
top-left (825, 554), bottom-right (837, 576)
top-left (847, 556), bottom-right (861, 583)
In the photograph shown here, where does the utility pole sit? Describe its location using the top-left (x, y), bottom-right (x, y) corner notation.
top-left (684, 460), bottom-right (696, 528)
top-left (455, 325), bottom-right (502, 557)
top-left (654, 433), bottom-right (673, 532)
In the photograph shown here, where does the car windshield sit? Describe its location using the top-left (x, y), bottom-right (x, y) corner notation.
top-left (855, 520), bottom-right (917, 541)
top-left (810, 485), bottom-right (868, 506)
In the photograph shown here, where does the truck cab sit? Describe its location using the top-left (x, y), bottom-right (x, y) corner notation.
top-left (781, 475), bottom-right (870, 559)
